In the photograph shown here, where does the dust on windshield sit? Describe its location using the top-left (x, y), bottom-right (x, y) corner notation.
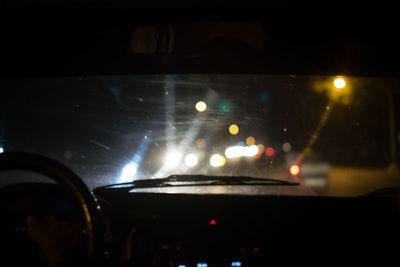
top-left (1, 75), bottom-right (399, 196)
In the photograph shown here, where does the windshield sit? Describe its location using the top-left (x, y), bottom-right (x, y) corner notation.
top-left (1, 74), bottom-right (399, 196)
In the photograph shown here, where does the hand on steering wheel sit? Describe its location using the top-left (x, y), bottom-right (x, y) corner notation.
top-left (0, 152), bottom-right (105, 266)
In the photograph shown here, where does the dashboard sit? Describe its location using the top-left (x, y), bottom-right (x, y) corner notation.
top-left (94, 186), bottom-right (400, 267)
top-left (1, 181), bottom-right (400, 266)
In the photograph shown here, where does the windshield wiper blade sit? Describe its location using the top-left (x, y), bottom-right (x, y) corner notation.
top-left (130, 175), bottom-right (299, 189)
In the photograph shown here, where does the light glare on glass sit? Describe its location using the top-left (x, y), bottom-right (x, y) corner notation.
top-left (195, 101), bottom-right (207, 112)
top-left (121, 163), bottom-right (137, 180)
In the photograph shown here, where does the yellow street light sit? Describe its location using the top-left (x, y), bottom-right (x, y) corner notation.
top-left (333, 78), bottom-right (346, 89)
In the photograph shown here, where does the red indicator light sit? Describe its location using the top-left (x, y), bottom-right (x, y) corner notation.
top-left (161, 245), bottom-right (170, 249)
top-left (265, 147), bottom-right (276, 157)
top-left (289, 164), bottom-right (300, 176)
top-left (209, 219), bottom-right (217, 225)
top-left (254, 248), bottom-right (259, 253)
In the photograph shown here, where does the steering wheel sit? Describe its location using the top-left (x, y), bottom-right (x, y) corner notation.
top-left (0, 152), bottom-right (104, 265)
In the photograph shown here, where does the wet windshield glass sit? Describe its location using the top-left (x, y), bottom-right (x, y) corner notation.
top-left (1, 74), bottom-right (399, 196)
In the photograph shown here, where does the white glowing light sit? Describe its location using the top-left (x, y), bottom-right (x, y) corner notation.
top-left (184, 153), bottom-right (199, 167)
top-left (225, 145), bottom-right (259, 158)
top-left (210, 154), bottom-right (226, 167)
top-left (195, 101), bottom-right (207, 112)
top-left (244, 145), bottom-right (259, 157)
top-left (165, 152), bottom-right (182, 169)
top-left (0, 147), bottom-right (3, 154)
top-left (225, 146), bottom-right (243, 158)
top-left (121, 163), bottom-right (137, 181)
top-left (290, 164), bottom-right (300, 176)
top-left (334, 78), bottom-right (346, 89)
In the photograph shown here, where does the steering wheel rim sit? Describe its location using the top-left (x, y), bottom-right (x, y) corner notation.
top-left (0, 152), bottom-right (104, 263)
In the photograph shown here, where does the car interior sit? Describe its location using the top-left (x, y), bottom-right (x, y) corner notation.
top-left (1, 5), bottom-right (400, 267)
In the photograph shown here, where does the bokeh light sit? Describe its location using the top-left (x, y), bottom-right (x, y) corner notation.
top-left (220, 102), bottom-right (229, 111)
top-left (165, 151), bottom-right (182, 169)
top-left (195, 101), bottom-right (207, 112)
top-left (246, 136), bottom-right (256, 146)
top-left (225, 146), bottom-right (242, 159)
top-left (254, 144), bottom-right (265, 159)
top-left (0, 147), bottom-right (4, 154)
top-left (184, 153), bottom-right (199, 167)
top-left (333, 78), bottom-right (346, 89)
top-left (225, 145), bottom-right (259, 158)
top-left (195, 138), bottom-right (206, 148)
top-left (229, 124), bottom-right (239, 135)
top-left (210, 154), bottom-right (226, 167)
top-left (290, 164), bottom-right (300, 176)
top-left (121, 163), bottom-right (137, 181)
top-left (282, 142), bottom-right (292, 153)
top-left (265, 147), bottom-right (276, 157)
top-left (244, 145), bottom-right (259, 157)
top-left (254, 152), bottom-right (262, 159)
